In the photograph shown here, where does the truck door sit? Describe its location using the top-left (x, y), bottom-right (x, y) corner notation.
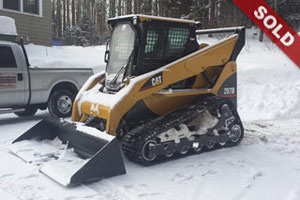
top-left (0, 44), bottom-right (27, 107)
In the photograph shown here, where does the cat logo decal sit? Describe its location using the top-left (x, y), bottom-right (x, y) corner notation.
top-left (139, 72), bottom-right (163, 91)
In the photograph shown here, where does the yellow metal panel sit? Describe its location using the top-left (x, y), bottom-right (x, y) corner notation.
top-left (72, 73), bottom-right (105, 122)
top-left (80, 102), bottom-right (111, 119)
top-left (71, 100), bottom-right (80, 121)
top-left (87, 75), bottom-right (105, 90)
top-left (143, 94), bottom-right (196, 115)
top-left (211, 62), bottom-right (237, 94)
top-left (80, 101), bottom-right (112, 131)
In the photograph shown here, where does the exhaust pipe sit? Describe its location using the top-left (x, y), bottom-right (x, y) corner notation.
top-left (10, 117), bottom-right (126, 187)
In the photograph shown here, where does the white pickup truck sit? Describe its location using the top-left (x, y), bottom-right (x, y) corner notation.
top-left (0, 40), bottom-right (94, 118)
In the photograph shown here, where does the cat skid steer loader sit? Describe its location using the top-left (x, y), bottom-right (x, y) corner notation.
top-left (10, 15), bottom-right (245, 187)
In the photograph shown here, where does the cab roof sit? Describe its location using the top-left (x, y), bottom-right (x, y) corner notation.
top-left (108, 14), bottom-right (197, 25)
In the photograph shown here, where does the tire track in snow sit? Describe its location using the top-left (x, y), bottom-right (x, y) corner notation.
top-left (0, 173), bottom-right (14, 179)
top-left (88, 180), bottom-right (137, 200)
top-left (244, 121), bottom-right (300, 157)
top-left (171, 172), bottom-right (194, 183)
top-left (232, 169), bottom-right (264, 200)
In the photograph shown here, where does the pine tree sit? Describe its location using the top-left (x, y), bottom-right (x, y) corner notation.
top-left (65, 26), bottom-right (88, 46)
top-left (80, 16), bottom-right (98, 45)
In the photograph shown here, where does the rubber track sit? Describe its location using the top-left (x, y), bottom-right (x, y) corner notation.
top-left (122, 96), bottom-right (243, 166)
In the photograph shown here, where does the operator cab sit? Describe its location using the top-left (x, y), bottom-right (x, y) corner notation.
top-left (104, 15), bottom-right (200, 91)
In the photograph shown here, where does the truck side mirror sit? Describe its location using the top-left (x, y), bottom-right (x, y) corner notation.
top-left (104, 39), bottom-right (110, 63)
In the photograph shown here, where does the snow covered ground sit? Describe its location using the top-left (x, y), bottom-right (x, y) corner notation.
top-left (1, 28), bottom-right (300, 200)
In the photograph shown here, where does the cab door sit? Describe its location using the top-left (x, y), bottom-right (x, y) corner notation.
top-left (0, 44), bottom-right (27, 107)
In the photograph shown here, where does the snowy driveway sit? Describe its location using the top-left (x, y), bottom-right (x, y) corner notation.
top-left (1, 112), bottom-right (300, 200)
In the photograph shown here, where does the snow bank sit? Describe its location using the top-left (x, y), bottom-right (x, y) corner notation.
top-left (25, 44), bottom-right (106, 73)
top-left (237, 28), bottom-right (300, 121)
top-left (0, 16), bottom-right (18, 35)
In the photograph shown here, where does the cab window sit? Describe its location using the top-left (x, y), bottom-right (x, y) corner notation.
top-left (0, 46), bottom-right (17, 68)
top-left (141, 24), bottom-right (190, 74)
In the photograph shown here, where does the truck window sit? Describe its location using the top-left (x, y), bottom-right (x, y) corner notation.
top-left (0, 46), bottom-right (17, 68)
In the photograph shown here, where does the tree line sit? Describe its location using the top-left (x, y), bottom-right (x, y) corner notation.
top-left (51, 0), bottom-right (300, 46)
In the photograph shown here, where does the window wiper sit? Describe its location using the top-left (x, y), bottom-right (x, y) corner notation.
top-left (110, 50), bottom-right (134, 86)
top-left (110, 64), bottom-right (126, 86)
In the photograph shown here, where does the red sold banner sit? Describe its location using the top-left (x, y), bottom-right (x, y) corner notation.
top-left (232, 0), bottom-right (300, 68)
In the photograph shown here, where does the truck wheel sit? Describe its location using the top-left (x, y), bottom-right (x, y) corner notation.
top-left (14, 106), bottom-right (38, 117)
top-left (48, 89), bottom-right (75, 118)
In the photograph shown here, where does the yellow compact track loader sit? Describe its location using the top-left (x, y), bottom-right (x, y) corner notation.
top-left (11, 15), bottom-right (245, 186)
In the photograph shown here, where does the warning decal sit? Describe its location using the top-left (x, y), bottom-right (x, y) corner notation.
top-left (0, 73), bottom-right (17, 89)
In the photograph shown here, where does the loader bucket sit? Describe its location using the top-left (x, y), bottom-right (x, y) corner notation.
top-left (10, 117), bottom-right (126, 187)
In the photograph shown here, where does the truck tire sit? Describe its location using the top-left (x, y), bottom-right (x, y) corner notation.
top-left (14, 106), bottom-right (38, 117)
top-left (48, 89), bottom-right (75, 118)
